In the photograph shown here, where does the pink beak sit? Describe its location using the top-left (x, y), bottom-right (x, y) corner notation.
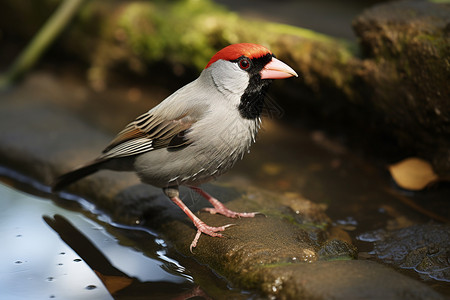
top-left (260, 57), bottom-right (298, 80)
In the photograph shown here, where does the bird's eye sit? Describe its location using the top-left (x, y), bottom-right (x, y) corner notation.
top-left (239, 58), bottom-right (250, 70)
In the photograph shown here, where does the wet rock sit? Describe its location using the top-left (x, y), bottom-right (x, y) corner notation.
top-left (352, 0), bottom-right (450, 175)
top-left (360, 224), bottom-right (450, 282)
top-left (318, 239), bottom-right (358, 261)
top-left (0, 73), bottom-right (446, 299)
top-left (256, 260), bottom-right (445, 300)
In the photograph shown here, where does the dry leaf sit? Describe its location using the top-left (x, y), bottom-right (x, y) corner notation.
top-left (388, 157), bottom-right (438, 191)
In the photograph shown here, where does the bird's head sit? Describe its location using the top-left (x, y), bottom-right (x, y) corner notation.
top-left (204, 43), bottom-right (297, 119)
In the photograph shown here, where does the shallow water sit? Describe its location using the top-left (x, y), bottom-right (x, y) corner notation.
top-left (0, 182), bottom-right (113, 300)
top-left (0, 170), bottom-right (246, 299)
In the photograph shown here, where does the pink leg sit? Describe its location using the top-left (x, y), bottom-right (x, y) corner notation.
top-left (189, 186), bottom-right (258, 218)
top-left (170, 196), bottom-right (233, 251)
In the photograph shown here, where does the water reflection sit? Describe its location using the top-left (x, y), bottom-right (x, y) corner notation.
top-left (0, 184), bottom-right (111, 299)
top-left (0, 183), bottom-right (197, 299)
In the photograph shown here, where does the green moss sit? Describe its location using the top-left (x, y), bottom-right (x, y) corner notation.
top-left (113, 0), bottom-right (238, 69)
top-left (416, 33), bottom-right (450, 57)
top-left (99, 0), bottom-right (356, 74)
top-left (117, 3), bottom-right (160, 58)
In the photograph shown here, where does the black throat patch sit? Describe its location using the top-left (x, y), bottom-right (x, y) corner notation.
top-left (236, 54), bottom-right (274, 120)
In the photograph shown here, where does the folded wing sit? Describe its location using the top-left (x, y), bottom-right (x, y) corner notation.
top-left (101, 111), bottom-right (196, 159)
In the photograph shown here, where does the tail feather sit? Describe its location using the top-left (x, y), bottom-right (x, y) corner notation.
top-left (52, 160), bottom-right (103, 192)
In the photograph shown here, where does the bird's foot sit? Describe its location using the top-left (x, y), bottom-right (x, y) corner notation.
top-left (194, 220), bottom-right (231, 238)
top-left (190, 186), bottom-right (260, 218)
top-left (202, 206), bottom-right (259, 218)
top-left (190, 220), bottom-right (234, 252)
top-left (168, 194), bottom-right (237, 251)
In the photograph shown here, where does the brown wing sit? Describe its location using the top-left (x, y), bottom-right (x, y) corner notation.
top-left (100, 111), bottom-right (195, 159)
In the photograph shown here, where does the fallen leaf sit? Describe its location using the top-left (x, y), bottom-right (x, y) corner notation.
top-left (388, 157), bottom-right (438, 191)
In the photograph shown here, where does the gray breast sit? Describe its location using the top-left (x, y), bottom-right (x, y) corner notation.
top-left (133, 117), bottom-right (260, 188)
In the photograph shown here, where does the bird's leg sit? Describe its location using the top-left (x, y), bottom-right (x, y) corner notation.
top-left (189, 186), bottom-right (258, 218)
top-left (164, 187), bottom-right (233, 251)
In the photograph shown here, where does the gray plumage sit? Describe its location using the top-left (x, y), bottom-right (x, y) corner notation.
top-left (53, 59), bottom-right (260, 190)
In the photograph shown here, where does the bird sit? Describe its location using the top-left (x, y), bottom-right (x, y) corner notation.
top-left (52, 43), bottom-right (298, 250)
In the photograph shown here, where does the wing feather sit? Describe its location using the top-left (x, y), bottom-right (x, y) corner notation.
top-left (101, 111), bottom-right (195, 159)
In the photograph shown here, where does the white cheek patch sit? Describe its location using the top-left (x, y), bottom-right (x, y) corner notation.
top-left (211, 60), bottom-right (249, 97)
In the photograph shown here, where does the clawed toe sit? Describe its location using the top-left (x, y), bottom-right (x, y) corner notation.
top-left (202, 207), bottom-right (259, 218)
top-left (190, 222), bottom-right (235, 252)
top-left (190, 186), bottom-right (260, 219)
top-left (184, 187), bottom-right (263, 250)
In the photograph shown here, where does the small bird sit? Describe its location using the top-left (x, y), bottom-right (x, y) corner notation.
top-left (53, 43), bottom-right (297, 250)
